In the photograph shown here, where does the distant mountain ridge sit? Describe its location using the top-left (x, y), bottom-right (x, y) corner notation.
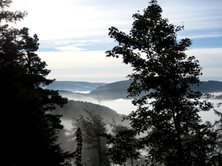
top-left (90, 80), bottom-right (131, 99)
top-left (46, 81), bottom-right (106, 92)
top-left (192, 80), bottom-right (222, 93)
top-left (48, 80), bottom-right (222, 100)
top-left (89, 80), bottom-right (222, 99)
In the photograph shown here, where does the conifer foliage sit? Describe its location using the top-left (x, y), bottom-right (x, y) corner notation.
top-left (0, 0), bottom-right (68, 165)
top-left (74, 127), bottom-right (83, 166)
top-left (106, 125), bottom-right (140, 166)
top-left (76, 111), bottom-right (110, 166)
top-left (106, 0), bottom-right (218, 165)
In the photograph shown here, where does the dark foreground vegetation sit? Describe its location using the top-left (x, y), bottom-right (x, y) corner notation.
top-left (0, 0), bottom-right (69, 165)
top-left (1, 0), bottom-right (221, 165)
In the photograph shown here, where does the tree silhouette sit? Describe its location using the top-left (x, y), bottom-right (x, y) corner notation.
top-left (212, 109), bottom-right (222, 164)
top-left (76, 111), bottom-right (110, 166)
top-left (106, 125), bottom-right (140, 166)
top-left (0, 0), bottom-right (68, 165)
top-left (74, 127), bottom-right (83, 166)
top-left (106, 0), bottom-right (218, 165)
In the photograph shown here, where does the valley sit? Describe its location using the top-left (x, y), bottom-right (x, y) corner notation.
top-left (51, 80), bottom-right (222, 130)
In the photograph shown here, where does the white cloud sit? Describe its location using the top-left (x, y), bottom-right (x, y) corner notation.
top-left (187, 48), bottom-right (222, 67)
top-left (11, 0), bottom-right (222, 39)
top-left (10, 0), bottom-right (222, 81)
top-left (201, 68), bottom-right (222, 81)
top-left (11, 0), bottom-right (136, 40)
top-left (160, 0), bottom-right (222, 30)
top-left (178, 32), bottom-right (222, 40)
top-left (39, 50), bottom-right (132, 82)
top-left (186, 48), bottom-right (222, 80)
top-left (10, 0), bottom-right (222, 44)
top-left (38, 47), bottom-right (222, 82)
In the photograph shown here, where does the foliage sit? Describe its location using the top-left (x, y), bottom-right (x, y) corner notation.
top-left (76, 111), bottom-right (110, 166)
top-left (212, 109), bottom-right (222, 164)
top-left (106, 0), bottom-right (218, 165)
top-left (0, 0), bottom-right (68, 165)
top-left (74, 127), bottom-right (83, 166)
top-left (106, 125), bottom-right (141, 166)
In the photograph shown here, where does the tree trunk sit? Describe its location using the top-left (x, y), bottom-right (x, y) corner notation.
top-left (97, 135), bottom-right (102, 166)
top-left (130, 155), bottom-right (134, 166)
top-left (174, 112), bottom-right (184, 166)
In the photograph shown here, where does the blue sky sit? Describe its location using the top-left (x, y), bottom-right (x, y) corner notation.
top-left (12, 0), bottom-right (222, 82)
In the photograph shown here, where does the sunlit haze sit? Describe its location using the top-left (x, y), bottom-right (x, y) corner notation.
top-left (11, 0), bottom-right (222, 82)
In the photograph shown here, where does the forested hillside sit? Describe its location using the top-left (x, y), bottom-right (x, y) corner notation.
top-left (51, 80), bottom-right (222, 100)
top-left (54, 100), bottom-right (128, 125)
top-left (90, 80), bottom-right (222, 99)
top-left (46, 81), bottom-right (106, 92)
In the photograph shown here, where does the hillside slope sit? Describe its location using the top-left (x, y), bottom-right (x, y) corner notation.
top-left (54, 100), bottom-right (128, 125)
top-left (55, 100), bottom-right (129, 153)
top-left (89, 80), bottom-right (132, 99)
top-left (46, 81), bottom-right (106, 92)
top-left (89, 80), bottom-right (222, 99)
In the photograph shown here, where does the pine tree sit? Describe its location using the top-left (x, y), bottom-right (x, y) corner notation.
top-left (76, 111), bottom-right (110, 166)
top-left (74, 127), bottom-right (83, 166)
top-left (0, 0), bottom-right (68, 165)
top-left (106, 125), bottom-right (140, 166)
top-left (106, 0), bottom-right (218, 165)
top-left (212, 109), bottom-right (222, 164)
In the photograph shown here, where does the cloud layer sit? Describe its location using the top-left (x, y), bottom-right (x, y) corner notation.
top-left (11, 0), bottom-right (222, 82)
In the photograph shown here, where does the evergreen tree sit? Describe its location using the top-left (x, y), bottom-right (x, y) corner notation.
top-left (0, 0), bottom-right (68, 165)
top-left (76, 111), bottom-right (110, 166)
top-left (106, 0), bottom-right (218, 165)
top-left (212, 109), bottom-right (222, 164)
top-left (106, 125), bottom-right (140, 166)
top-left (74, 127), bottom-right (83, 166)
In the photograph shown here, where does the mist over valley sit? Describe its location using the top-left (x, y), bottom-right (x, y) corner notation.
top-left (50, 80), bottom-right (222, 130)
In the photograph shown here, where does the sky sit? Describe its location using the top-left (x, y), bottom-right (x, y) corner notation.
top-left (11, 0), bottom-right (222, 82)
